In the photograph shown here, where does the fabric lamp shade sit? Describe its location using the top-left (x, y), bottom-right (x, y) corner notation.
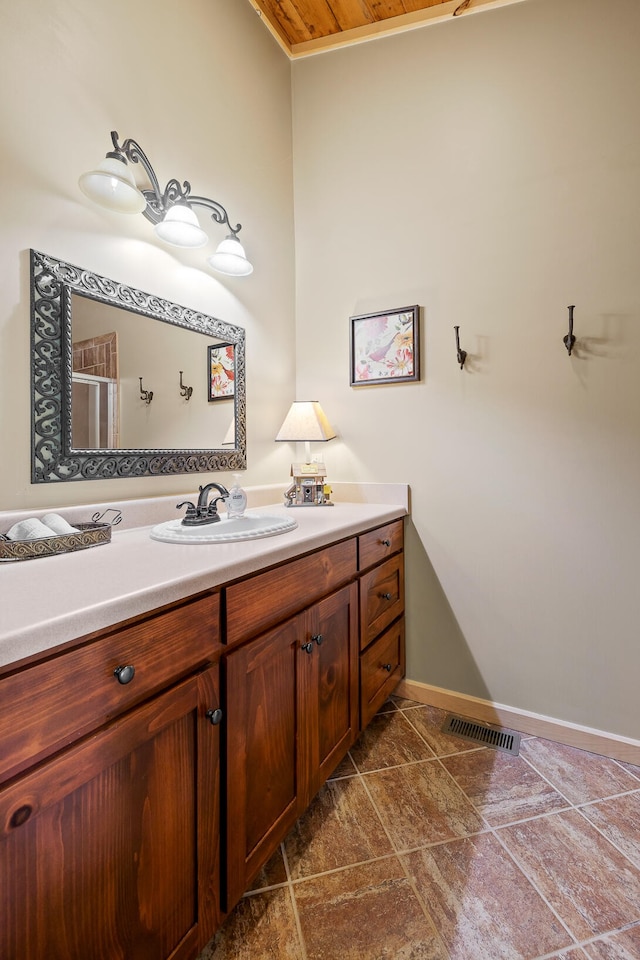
top-left (275, 402), bottom-right (336, 443)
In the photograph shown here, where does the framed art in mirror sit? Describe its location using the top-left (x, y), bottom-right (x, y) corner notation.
top-left (207, 343), bottom-right (235, 401)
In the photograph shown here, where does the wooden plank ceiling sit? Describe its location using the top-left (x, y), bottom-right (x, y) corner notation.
top-left (247, 0), bottom-right (527, 57)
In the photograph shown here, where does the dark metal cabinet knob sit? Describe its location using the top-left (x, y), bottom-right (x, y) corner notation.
top-left (383, 663), bottom-right (392, 672)
top-left (380, 592), bottom-right (392, 601)
top-left (113, 664), bottom-right (135, 685)
top-left (205, 708), bottom-right (223, 726)
top-left (301, 641), bottom-right (314, 654)
top-left (312, 634), bottom-right (324, 646)
top-left (381, 539), bottom-right (391, 547)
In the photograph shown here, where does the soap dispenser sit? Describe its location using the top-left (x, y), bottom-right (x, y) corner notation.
top-left (226, 473), bottom-right (247, 518)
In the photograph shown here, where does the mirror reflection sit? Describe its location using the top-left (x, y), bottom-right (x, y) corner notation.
top-left (30, 249), bottom-right (246, 483)
top-left (70, 294), bottom-right (234, 450)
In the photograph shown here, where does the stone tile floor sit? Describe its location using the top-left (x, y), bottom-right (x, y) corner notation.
top-left (199, 696), bottom-right (640, 959)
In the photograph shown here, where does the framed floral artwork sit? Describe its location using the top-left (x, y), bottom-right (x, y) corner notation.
top-left (207, 342), bottom-right (235, 401)
top-left (349, 305), bottom-right (420, 386)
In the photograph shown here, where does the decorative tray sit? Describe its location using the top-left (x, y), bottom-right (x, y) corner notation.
top-left (0, 522), bottom-right (112, 563)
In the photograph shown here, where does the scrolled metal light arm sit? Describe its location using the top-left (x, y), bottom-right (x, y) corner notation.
top-left (107, 131), bottom-right (242, 237)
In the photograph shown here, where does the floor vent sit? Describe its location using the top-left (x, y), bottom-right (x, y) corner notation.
top-left (441, 714), bottom-right (521, 756)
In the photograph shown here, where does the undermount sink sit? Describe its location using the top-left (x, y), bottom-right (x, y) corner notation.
top-left (150, 513), bottom-right (297, 544)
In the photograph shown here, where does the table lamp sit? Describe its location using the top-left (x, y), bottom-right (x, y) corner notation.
top-left (275, 401), bottom-right (336, 506)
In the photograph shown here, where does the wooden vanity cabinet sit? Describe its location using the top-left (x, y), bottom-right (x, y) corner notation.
top-left (0, 514), bottom-right (406, 956)
top-left (224, 580), bottom-right (358, 911)
top-left (0, 594), bottom-right (222, 960)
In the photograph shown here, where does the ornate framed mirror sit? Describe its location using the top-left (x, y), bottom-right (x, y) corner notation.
top-left (30, 249), bottom-right (246, 483)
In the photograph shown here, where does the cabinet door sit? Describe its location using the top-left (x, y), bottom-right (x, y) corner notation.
top-left (224, 617), bottom-right (302, 911)
top-left (0, 668), bottom-right (220, 960)
top-left (300, 582), bottom-right (359, 802)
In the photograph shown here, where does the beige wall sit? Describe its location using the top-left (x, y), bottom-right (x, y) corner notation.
top-left (0, 0), bottom-right (296, 509)
top-left (292, 0), bottom-right (640, 738)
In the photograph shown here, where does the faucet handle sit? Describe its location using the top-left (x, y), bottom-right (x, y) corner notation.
top-left (206, 497), bottom-right (225, 521)
top-left (176, 500), bottom-right (198, 524)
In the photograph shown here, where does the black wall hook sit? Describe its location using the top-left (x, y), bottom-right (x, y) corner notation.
top-left (454, 326), bottom-right (467, 369)
top-left (563, 305), bottom-right (576, 356)
top-left (179, 371), bottom-right (193, 401)
top-left (139, 377), bottom-right (153, 404)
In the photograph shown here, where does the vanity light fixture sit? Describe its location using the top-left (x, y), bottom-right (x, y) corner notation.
top-left (275, 401), bottom-right (337, 507)
top-left (79, 131), bottom-right (253, 277)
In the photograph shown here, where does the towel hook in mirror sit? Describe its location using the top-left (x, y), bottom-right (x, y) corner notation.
top-left (179, 371), bottom-right (193, 401)
top-left (454, 326), bottom-right (467, 370)
top-left (139, 377), bottom-right (153, 404)
top-left (563, 305), bottom-right (576, 356)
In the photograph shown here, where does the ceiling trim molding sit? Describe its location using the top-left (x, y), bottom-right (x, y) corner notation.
top-left (247, 0), bottom-right (530, 60)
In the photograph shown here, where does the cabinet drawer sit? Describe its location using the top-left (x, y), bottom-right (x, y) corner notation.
top-left (358, 520), bottom-right (404, 571)
top-left (359, 553), bottom-right (404, 650)
top-left (360, 619), bottom-right (405, 728)
top-left (226, 538), bottom-right (357, 646)
top-left (0, 592), bottom-right (220, 784)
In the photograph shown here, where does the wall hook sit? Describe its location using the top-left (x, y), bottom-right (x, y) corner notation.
top-left (179, 371), bottom-right (193, 401)
top-left (139, 377), bottom-right (153, 404)
top-left (563, 305), bottom-right (576, 356)
top-left (454, 326), bottom-right (467, 370)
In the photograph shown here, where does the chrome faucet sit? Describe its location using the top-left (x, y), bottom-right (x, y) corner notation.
top-left (177, 482), bottom-right (230, 526)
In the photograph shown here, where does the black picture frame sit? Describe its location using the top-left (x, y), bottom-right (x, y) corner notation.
top-left (207, 342), bottom-right (235, 402)
top-left (350, 305), bottom-right (420, 386)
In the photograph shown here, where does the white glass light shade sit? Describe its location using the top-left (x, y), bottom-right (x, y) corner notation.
top-left (154, 204), bottom-right (208, 248)
top-left (78, 156), bottom-right (146, 214)
top-left (275, 402), bottom-right (336, 443)
top-left (207, 235), bottom-right (253, 277)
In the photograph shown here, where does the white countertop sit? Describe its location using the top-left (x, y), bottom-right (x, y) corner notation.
top-left (0, 491), bottom-right (407, 671)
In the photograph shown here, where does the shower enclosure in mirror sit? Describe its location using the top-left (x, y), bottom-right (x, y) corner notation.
top-left (30, 249), bottom-right (246, 483)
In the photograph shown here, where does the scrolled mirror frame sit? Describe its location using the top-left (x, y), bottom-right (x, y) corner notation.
top-left (30, 249), bottom-right (246, 483)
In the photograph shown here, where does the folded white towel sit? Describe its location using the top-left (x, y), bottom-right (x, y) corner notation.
top-left (6, 518), bottom-right (57, 541)
top-left (41, 513), bottom-right (80, 535)
top-left (5, 514), bottom-right (81, 541)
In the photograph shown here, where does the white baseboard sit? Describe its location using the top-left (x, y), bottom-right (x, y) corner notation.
top-left (395, 678), bottom-right (640, 766)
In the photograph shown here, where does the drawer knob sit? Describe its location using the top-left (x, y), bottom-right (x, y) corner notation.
top-left (113, 664), bottom-right (136, 685)
top-left (380, 592), bottom-right (392, 601)
top-left (383, 663), bottom-right (393, 672)
top-left (381, 539), bottom-right (391, 547)
top-left (301, 641), bottom-right (314, 654)
top-left (312, 633), bottom-right (324, 646)
top-left (206, 708), bottom-right (223, 726)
